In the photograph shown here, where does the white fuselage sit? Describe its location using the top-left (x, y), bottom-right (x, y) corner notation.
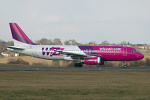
top-left (9, 45), bottom-right (85, 61)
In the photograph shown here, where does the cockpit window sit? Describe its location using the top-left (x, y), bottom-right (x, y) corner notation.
top-left (132, 50), bottom-right (139, 52)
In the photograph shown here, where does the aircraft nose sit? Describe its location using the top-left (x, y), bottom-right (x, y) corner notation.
top-left (138, 53), bottom-right (144, 60)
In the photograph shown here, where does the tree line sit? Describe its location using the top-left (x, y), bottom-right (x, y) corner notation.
top-left (35, 38), bottom-right (81, 45)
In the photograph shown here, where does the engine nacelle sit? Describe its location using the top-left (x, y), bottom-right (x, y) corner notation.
top-left (84, 57), bottom-right (104, 65)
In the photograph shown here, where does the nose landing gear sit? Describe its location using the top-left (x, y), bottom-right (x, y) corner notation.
top-left (123, 61), bottom-right (127, 68)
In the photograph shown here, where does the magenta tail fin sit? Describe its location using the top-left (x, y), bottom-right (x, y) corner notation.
top-left (9, 23), bottom-right (35, 45)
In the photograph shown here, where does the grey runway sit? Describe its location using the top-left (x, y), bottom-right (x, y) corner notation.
top-left (0, 66), bottom-right (150, 71)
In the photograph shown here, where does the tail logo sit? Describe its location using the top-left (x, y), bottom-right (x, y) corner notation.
top-left (42, 47), bottom-right (64, 57)
top-left (9, 23), bottom-right (35, 45)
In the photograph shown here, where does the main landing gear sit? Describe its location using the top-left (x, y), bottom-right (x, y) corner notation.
top-left (123, 61), bottom-right (127, 68)
top-left (74, 63), bottom-right (82, 67)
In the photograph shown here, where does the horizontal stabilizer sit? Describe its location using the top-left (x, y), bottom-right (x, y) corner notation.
top-left (7, 46), bottom-right (25, 50)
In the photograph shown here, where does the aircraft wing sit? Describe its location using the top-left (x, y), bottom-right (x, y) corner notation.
top-left (57, 50), bottom-right (90, 59)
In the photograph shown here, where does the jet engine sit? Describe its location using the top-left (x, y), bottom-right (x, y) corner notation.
top-left (84, 57), bottom-right (105, 65)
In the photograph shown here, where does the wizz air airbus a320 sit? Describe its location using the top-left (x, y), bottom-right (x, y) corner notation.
top-left (7, 23), bottom-right (144, 67)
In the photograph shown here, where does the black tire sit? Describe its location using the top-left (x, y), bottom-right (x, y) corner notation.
top-left (123, 65), bottom-right (127, 68)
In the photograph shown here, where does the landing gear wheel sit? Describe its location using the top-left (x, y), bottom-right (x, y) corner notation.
top-left (74, 63), bottom-right (82, 67)
top-left (123, 65), bottom-right (127, 68)
top-left (123, 61), bottom-right (127, 68)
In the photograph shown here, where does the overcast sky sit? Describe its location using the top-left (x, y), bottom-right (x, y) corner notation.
top-left (0, 0), bottom-right (150, 44)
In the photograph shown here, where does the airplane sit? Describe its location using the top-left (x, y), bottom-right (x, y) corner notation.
top-left (7, 23), bottom-right (144, 67)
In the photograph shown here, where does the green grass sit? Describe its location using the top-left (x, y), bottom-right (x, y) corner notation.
top-left (0, 70), bottom-right (150, 100)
